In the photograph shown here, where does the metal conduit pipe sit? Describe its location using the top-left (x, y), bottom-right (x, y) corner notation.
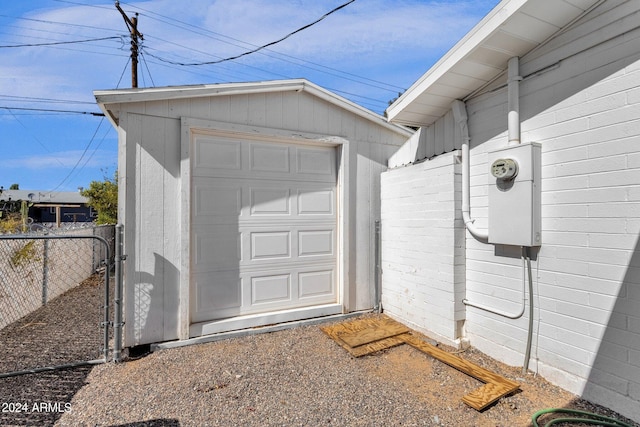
top-left (462, 255), bottom-right (527, 319)
top-left (508, 56), bottom-right (522, 146)
top-left (451, 99), bottom-right (488, 243)
top-left (523, 247), bottom-right (535, 375)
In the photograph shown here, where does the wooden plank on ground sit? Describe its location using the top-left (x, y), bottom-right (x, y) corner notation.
top-left (401, 334), bottom-right (519, 410)
top-left (462, 382), bottom-right (521, 411)
top-left (337, 316), bottom-right (409, 348)
top-left (320, 316), bottom-right (406, 357)
top-left (321, 315), bottom-right (519, 410)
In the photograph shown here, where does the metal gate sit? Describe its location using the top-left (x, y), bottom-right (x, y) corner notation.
top-left (0, 225), bottom-right (124, 378)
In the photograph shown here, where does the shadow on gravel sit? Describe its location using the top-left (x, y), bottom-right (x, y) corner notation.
top-left (0, 366), bottom-right (92, 426)
top-left (0, 274), bottom-right (110, 426)
top-left (107, 420), bottom-right (181, 427)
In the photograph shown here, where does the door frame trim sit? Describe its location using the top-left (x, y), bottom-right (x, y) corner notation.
top-left (179, 117), bottom-right (350, 340)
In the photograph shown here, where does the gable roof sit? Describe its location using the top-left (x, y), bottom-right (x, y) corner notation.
top-left (95, 78), bottom-right (412, 137)
top-left (386, 0), bottom-right (602, 127)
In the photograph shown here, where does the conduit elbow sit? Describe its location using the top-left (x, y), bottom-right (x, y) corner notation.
top-left (462, 211), bottom-right (489, 242)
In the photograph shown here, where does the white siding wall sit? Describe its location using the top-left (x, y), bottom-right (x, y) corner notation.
top-left (381, 1), bottom-right (640, 421)
top-left (380, 154), bottom-right (465, 345)
top-left (388, 110), bottom-right (460, 168)
top-left (114, 90), bottom-right (408, 346)
top-left (462, 1), bottom-right (640, 421)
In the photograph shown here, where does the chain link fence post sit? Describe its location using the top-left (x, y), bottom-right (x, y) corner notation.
top-left (113, 224), bottom-right (125, 362)
top-left (41, 237), bottom-right (49, 306)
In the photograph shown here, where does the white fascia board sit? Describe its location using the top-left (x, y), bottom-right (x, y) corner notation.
top-left (299, 81), bottom-right (413, 137)
top-left (386, 0), bottom-right (528, 122)
top-left (94, 78), bottom-right (412, 137)
top-left (94, 79), bottom-right (306, 105)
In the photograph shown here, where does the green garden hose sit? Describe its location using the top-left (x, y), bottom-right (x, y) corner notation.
top-left (532, 408), bottom-right (634, 427)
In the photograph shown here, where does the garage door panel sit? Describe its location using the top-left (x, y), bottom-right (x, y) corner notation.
top-left (194, 229), bottom-right (241, 272)
top-left (299, 269), bottom-right (334, 299)
top-left (251, 274), bottom-right (291, 305)
top-left (298, 230), bottom-right (334, 257)
top-left (250, 231), bottom-right (291, 260)
top-left (195, 138), bottom-right (242, 171)
top-left (298, 189), bottom-right (334, 215)
top-left (250, 143), bottom-right (290, 173)
top-left (193, 271), bottom-right (241, 313)
top-left (193, 134), bottom-right (335, 183)
top-left (194, 182), bottom-right (242, 218)
top-left (193, 180), bottom-right (336, 225)
top-left (250, 187), bottom-right (290, 215)
top-left (241, 226), bottom-right (335, 265)
top-left (191, 134), bottom-right (338, 324)
top-left (297, 146), bottom-right (335, 176)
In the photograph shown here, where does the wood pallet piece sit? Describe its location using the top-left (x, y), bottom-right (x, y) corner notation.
top-left (401, 334), bottom-right (520, 410)
top-left (337, 315), bottom-right (410, 348)
top-left (320, 315), bottom-right (407, 357)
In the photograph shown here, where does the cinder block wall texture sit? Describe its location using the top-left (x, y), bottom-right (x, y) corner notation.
top-left (381, 1), bottom-right (640, 422)
top-left (380, 154), bottom-right (465, 345)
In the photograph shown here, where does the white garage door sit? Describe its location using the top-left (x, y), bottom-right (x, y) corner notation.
top-left (190, 133), bottom-right (338, 324)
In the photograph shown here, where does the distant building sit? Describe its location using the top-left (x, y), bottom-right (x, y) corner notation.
top-left (0, 190), bottom-right (94, 227)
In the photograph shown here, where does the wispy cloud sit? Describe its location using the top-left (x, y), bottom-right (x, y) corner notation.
top-left (0, 0), bottom-right (499, 190)
top-left (5, 149), bottom-right (116, 170)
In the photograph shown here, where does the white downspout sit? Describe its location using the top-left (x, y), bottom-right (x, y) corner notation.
top-left (451, 100), bottom-right (488, 243)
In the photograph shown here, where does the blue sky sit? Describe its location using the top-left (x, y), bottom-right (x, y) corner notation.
top-left (1, 0), bottom-right (499, 192)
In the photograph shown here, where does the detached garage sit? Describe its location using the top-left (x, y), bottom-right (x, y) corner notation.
top-left (95, 79), bottom-right (411, 347)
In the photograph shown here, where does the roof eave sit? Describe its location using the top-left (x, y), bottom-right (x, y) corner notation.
top-left (386, 0), bottom-right (528, 125)
top-left (386, 0), bottom-right (602, 128)
top-left (95, 79), bottom-right (412, 137)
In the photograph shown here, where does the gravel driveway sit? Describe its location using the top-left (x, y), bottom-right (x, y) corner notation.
top-left (35, 314), bottom-right (636, 427)
top-left (1, 288), bottom-right (637, 427)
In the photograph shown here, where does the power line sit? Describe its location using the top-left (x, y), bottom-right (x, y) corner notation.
top-left (52, 0), bottom-right (114, 11)
top-left (5, 109), bottom-right (66, 167)
top-left (47, 59), bottom-right (130, 193)
top-left (139, 51), bottom-right (156, 87)
top-left (25, 0), bottom-right (402, 97)
top-left (0, 35), bottom-right (122, 48)
top-left (48, 118), bottom-right (106, 193)
top-left (0, 106), bottom-right (104, 116)
top-left (0, 13), bottom-right (117, 33)
top-left (127, 1), bottom-right (405, 94)
top-left (145, 0), bottom-right (355, 67)
top-left (0, 95), bottom-right (96, 105)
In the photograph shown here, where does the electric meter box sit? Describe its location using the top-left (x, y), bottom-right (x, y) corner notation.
top-left (487, 142), bottom-right (541, 247)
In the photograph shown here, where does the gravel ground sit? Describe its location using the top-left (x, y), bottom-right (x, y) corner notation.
top-left (25, 314), bottom-right (632, 427)
top-left (0, 274), bottom-right (107, 427)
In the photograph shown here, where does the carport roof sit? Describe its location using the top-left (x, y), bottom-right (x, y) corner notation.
top-left (385, 0), bottom-right (602, 128)
top-left (94, 78), bottom-right (412, 136)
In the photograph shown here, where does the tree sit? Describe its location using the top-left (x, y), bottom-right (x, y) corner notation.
top-left (81, 173), bottom-right (118, 225)
top-left (9, 183), bottom-right (19, 190)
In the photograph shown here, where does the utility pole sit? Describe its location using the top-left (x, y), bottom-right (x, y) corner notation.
top-left (115, 1), bottom-right (143, 88)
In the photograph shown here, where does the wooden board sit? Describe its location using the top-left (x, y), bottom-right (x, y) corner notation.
top-left (337, 316), bottom-right (409, 348)
top-left (321, 315), bottom-right (519, 410)
top-left (461, 382), bottom-right (521, 410)
top-left (401, 334), bottom-right (519, 410)
top-left (320, 316), bottom-right (406, 357)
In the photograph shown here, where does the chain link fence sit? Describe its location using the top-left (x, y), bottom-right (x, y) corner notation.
top-left (0, 225), bottom-right (115, 376)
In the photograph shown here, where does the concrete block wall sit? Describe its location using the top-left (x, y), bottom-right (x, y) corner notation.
top-left (380, 153), bottom-right (464, 345)
top-left (460, 1), bottom-right (640, 421)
